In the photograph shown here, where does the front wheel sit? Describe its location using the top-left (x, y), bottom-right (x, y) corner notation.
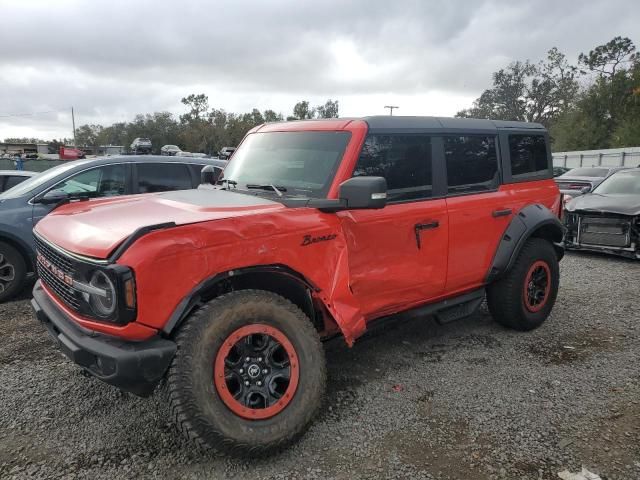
top-left (487, 238), bottom-right (559, 331)
top-left (0, 242), bottom-right (26, 303)
top-left (166, 289), bottom-right (326, 456)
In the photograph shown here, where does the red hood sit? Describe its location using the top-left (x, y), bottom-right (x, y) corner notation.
top-left (34, 188), bottom-right (284, 259)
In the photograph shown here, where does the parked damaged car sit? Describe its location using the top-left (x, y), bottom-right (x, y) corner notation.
top-left (555, 166), bottom-right (628, 198)
top-left (564, 168), bottom-right (640, 260)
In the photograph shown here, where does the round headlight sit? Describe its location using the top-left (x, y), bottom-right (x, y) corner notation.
top-left (89, 270), bottom-right (116, 317)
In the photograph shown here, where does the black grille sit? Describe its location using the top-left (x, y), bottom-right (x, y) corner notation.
top-left (35, 236), bottom-right (81, 310)
top-left (578, 216), bottom-right (631, 248)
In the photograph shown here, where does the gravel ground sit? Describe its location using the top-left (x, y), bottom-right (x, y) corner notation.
top-left (1, 252), bottom-right (639, 480)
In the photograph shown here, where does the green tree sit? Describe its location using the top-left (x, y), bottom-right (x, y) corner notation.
top-left (552, 37), bottom-right (639, 150)
top-left (292, 101), bottom-right (315, 120)
top-left (180, 93), bottom-right (210, 122)
top-left (457, 49), bottom-right (579, 127)
top-left (578, 36), bottom-right (638, 78)
top-left (3, 137), bottom-right (47, 143)
top-left (263, 109), bottom-right (283, 122)
top-left (74, 124), bottom-right (104, 147)
top-left (316, 99), bottom-right (339, 118)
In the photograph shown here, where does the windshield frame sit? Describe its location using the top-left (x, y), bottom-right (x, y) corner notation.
top-left (221, 130), bottom-right (353, 199)
top-left (592, 169), bottom-right (640, 195)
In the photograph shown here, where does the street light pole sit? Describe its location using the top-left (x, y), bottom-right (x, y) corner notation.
top-left (384, 105), bottom-right (399, 116)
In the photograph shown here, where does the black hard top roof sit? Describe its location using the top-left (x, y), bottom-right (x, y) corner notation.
top-left (363, 116), bottom-right (545, 132)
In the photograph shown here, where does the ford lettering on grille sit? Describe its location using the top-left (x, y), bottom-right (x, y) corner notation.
top-left (37, 252), bottom-right (74, 287)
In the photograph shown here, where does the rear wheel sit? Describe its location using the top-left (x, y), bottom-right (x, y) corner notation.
top-left (0, 242), bottom-right (26, 303)
top-left (166, 289), bottom-right (326, 456)
top-left (487, 238), bottom-right (559, 331)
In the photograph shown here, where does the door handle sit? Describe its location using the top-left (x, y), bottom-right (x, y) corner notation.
top-left (492, 208), bottom-right (512, 218)
top-left (414, 221), bottom-right (439, 249)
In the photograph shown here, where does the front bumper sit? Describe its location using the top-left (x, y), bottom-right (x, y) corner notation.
top-left (31, 280), bottom-right (176, 397)
top-left (564, 241), bottom-right (639, 260)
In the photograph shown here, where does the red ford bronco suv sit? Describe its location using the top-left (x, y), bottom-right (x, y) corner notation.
top-left (31, 116), bottom-right (564, 455)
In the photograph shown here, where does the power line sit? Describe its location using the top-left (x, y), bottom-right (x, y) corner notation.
top-left (0, 109), bottom-right (63, 118)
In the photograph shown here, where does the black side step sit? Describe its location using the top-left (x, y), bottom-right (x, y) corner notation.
top-left (360, 288), bottom-right (486, 338)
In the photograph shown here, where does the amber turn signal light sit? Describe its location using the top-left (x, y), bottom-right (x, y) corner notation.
top-left (124, 278), bottom-right (136, 309)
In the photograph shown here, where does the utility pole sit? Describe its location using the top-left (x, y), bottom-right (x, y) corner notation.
top-left (384, 105), bottom-right (399, 116)
top-left (71, 106), bottom-right (76, 146)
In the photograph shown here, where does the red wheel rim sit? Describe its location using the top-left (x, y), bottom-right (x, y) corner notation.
top-left (523, 260), bottom-right (551, 313)
top-left (213, 324), bottom-right (299, 420)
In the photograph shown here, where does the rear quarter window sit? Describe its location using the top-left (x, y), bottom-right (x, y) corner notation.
top-left (3, 175), bottom-right (28, 191)
top-left (508, 134), bottom-right (549, 177)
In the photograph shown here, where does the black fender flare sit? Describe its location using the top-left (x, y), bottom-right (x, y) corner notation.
top-left (162, 264), bottom-right (319, 336)
top-left (485, 204), bottom-right (565, 283)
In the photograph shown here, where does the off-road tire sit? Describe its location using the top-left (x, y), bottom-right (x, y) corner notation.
top-left (166, 289), bottom-right (326, 456)
top-left (0, 242), bottom-right (26, 303)
top-left (487, 238), bottom-right (559, 331)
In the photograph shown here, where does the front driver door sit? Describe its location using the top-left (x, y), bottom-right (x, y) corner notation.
top-left (32, 163), bottom-right (129, 226)
top-left (337, 133), bottom-right (448, 319)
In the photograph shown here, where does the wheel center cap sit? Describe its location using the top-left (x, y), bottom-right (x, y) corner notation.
top-left (247, 364), bottom-right (261, 378)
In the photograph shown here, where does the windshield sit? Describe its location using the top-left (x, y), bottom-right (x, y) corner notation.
top-left (222, 131), bottom-right (351, 197)
top-left (0, 160), bottom-right (90, 199)
top-left (564, 167), bottom-right (609, 177)
top-left (593, 170), bottom-right (640, 195)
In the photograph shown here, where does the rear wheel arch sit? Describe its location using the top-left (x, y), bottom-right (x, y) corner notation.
top-left (163, 265), bottom-right (336, 337)
top-left (486, 204), bottom-right (565, 283)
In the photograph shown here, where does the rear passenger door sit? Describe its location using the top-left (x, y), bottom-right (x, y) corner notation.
top-left (338, 134), bottom-right (449, 319)
top-left (443, 134), bottom-right (514, 292)
top-left (134, 162), bottom-right (194, 193)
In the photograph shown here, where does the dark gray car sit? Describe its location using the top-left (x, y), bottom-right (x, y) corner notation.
top-left (564, 168), bottom-right (640, 260)
top-left (0, 155), bottom-right (226, 302)
top-left (555, 166), bottom-right (628, 198)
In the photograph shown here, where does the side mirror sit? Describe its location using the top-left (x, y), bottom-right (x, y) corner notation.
top-left (201, 165), bottom-right (223, 185)
top-left (580, 185), bottom-right (591, 194)
top-left (36, 189), bottom-right (69, 205)
top-left (339, 176), bottom-right (387, 209)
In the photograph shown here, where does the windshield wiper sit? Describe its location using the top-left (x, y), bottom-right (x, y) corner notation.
top-left (246, 184), bottom-right (287, 197)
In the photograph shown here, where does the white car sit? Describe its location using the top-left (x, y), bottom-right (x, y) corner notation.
top-left (218, 146), bottom-right (236, 160)
top-left (160, 144), bottom-right (182, 156)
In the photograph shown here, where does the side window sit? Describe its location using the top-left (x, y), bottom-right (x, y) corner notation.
top-left (137, 163), bottom-right (193, 193)
top-left (444, 136), bottom-right (498, 194)
top-left (509, 134), bottom-right (548, 176)
top-left (51, 164), bottom-right (126, 197)
top-left (353, 135), bottom-right (433, 201)
top-left (4, 176), bottom-right (26, 190)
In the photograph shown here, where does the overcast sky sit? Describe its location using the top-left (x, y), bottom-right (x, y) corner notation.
top-left (1, 0), bottom-right (639, 140)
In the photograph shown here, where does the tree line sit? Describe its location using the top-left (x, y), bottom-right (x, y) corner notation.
top-left (457, 36), bottom-right (640, 151)
top-left (4, 99), bottom-right (339, 156)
